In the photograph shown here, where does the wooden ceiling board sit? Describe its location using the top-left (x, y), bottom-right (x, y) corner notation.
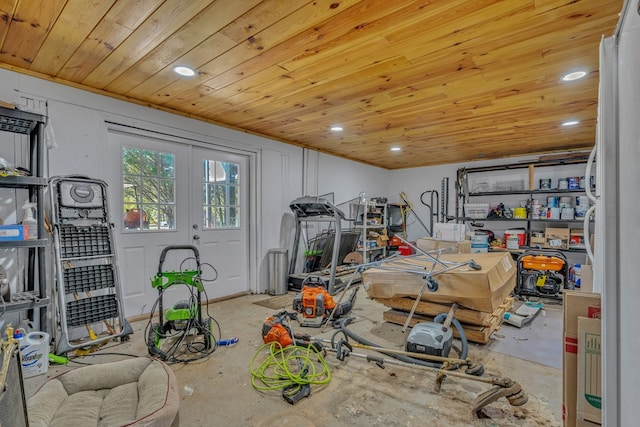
top-left (0, 0), bottom-right (20, 49)
top-left (125, 32), bottom-right (237, 100)
top-left (383, 1), bottom-right (531, 55)
top-left (29, 0), bottom-right (116, 75)
top-left (56, 0), bottom-right (164, 82)
top-left (211, 50), bottom-right (407, 125)
top-left (200, 35), bottom-right (398, 121)
top-left (278, 0), bottom-right (455, 72)
top-left (0, 0), bottom-right (66, 68)
top-left (0, 0), bottom-right (623, 169)
top-left (104, 0), bottom-right (264, 95)
top-left (81, 0), bottom-right (216, 88)
top-left (196, 0), bottom-right (418, 95)
top-left (224, 56), bottom-right (410, 130)
top-left (147, 0), bottom-right (318, 103)
top-left (156, 0), bottom-right (368, 108)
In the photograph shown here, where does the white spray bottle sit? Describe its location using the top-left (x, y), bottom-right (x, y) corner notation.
top-left (22, 202), bottom-right (37, 240)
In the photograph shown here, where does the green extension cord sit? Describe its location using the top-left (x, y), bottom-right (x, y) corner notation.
top-left (250, 342), bottom-right (331, 392)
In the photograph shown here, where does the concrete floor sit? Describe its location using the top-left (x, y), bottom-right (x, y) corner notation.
top-left (24, 291), bottom-right (562, 427)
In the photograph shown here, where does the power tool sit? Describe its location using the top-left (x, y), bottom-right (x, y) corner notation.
top-left (147, 245), bottom-right (215, 361)
top-left (292, 277), bottom-right (358, 327)
top-left (405, 322), bottom-right (453, 358)
top-left (515, 250), bottom-right (568, 298)
top-left (262, 312), bottom-right (295, 347)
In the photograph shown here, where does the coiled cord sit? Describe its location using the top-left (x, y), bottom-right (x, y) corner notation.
top-left (250, 342), bottom-right (331, 392)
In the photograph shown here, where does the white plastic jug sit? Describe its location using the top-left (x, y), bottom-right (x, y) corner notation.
top-left (20, 331), bottom-right (50, 378)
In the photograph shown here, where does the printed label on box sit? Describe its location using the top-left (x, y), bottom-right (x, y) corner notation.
top-left (0, 224), bottom-right (26, 241)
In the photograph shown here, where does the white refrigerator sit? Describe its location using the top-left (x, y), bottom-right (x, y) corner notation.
top-left (594, 1), bottom-right (640, 425)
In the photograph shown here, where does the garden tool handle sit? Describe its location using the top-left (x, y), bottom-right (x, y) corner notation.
top-left (157, 245), bottom-right (201, 274)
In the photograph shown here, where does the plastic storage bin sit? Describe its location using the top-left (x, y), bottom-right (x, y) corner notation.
top-left (464, 203), bottom-right (490, 219)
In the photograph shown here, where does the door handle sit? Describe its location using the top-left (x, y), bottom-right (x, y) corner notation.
top-left (193, 234), bottom-right (200, 240)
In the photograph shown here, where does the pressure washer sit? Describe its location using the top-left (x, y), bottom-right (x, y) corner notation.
top-left (146, 245), bottom-right (219, 363)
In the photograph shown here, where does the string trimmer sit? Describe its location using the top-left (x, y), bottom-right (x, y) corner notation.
top-left (322, 337), bottom-right (527, 416)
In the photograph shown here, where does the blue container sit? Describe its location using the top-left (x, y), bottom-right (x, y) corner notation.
top-left (0, 224), bottom-right (26, 241)
top-left (547, 196), bottom-right (559, 208)
top-left (567, 176), bottom-right (580, 190)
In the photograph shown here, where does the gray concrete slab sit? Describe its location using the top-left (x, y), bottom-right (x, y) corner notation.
top-left (24, 291), bottom-right (562, 426)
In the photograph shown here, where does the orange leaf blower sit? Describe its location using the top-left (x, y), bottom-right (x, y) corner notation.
top-left (262, 312), bottom-right (295, 347)
top-left (292, 279), bottom-right (358, 327)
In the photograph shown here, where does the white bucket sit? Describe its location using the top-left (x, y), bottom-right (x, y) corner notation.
top-left (561, 208), bottom-right (575, 220)
top-left (575, 195), bottom-right (590, 218)
top-left (20, 331), bottom-right (49, 378)
top-left (559, 196), bottom-right (573, 208)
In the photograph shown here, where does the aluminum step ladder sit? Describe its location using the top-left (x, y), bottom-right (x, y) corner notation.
top-left (49, 176), bottom-right (132, 354)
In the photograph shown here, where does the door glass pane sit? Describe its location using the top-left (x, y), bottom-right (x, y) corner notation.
top-left (142, 150), bottom-right (158, 175)
top-left (202, 159), bottom-right (240, 229)
top-left (228, 163), bottom-right (239, 185)
top-left (229, 185), bottom-right (238, 206)
top-left (141, 178), bottom-right (159, 203)
top-left (122, 147), bottom-right (175, 232)
top-left (159, 179), bottom-right (174, 203)
top-left (160, 153), bottom-right (175, 177)
top-left (213, 184), bottom-right (226, 205)
top-left (215, 207), bottom-right (226, 227)
top-left (228, 207), bottom-right (239, 227)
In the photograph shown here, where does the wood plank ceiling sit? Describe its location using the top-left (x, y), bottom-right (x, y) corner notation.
top-left (0, 0), bottom-right (622, 169)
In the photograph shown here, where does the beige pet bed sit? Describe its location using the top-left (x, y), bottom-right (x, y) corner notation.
top-left (27, 357), bottom-right (179, 427)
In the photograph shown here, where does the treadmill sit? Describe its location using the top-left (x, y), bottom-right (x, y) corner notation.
top-left (288, 196), bottom-right (354, 294)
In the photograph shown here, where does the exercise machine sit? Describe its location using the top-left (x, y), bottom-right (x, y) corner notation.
top-left (288, 196), bottom-right (356, 294)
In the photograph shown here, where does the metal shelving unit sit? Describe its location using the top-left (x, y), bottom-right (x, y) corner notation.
top-left (456, 155), bottom-right (593, 254)
top-left (0, 106), bottom-right (50, 330)
top-left (353, 201), bottom-right (388, 263)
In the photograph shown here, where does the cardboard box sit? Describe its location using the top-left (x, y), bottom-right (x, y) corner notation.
top-left (563, 291), bottom-right (601, 427)
top-left (546, 226), bottom-right (570, 249)
top-left (433, 222), bottom-right (466, 242)
top-left (376, 228), bottom-right (389, 247)
top-left (576, 418), bottom-right (601, 427)
top-left (577, 317), bottom-right (601, 425)
top-left (570, 229), bottom-right (586, 249)
top-left (0, 224), bottom-right (26, 241)
top-left (470, 234), bottom-right (488, 253)
top-left (416, 237), bottom-right (471, 254)
top-left (530, 231), bottom-right (546, 247)
top-left (470, 246), bottom-right (488, 254)
top-left (579, 264), bottom-right (594, 293)
top-left (362, 252), bottom-right (516, 312)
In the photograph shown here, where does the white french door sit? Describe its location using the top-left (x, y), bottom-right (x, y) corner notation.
top-left (107, 127), bottom-right (250, 317)
top-left (189, 147), bottom-right (249, 299)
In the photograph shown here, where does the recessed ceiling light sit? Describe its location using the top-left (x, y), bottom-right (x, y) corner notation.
top-left (562, 71), bottom-right (587, 81)
top-left (390, 147), bottom-right (401, 152)
top-left (173, 66), bottom-right (196, 77)
top-left (330, 126), bottom-right (343, 132)
top-left (562, 120), bottom-right (579, 126)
